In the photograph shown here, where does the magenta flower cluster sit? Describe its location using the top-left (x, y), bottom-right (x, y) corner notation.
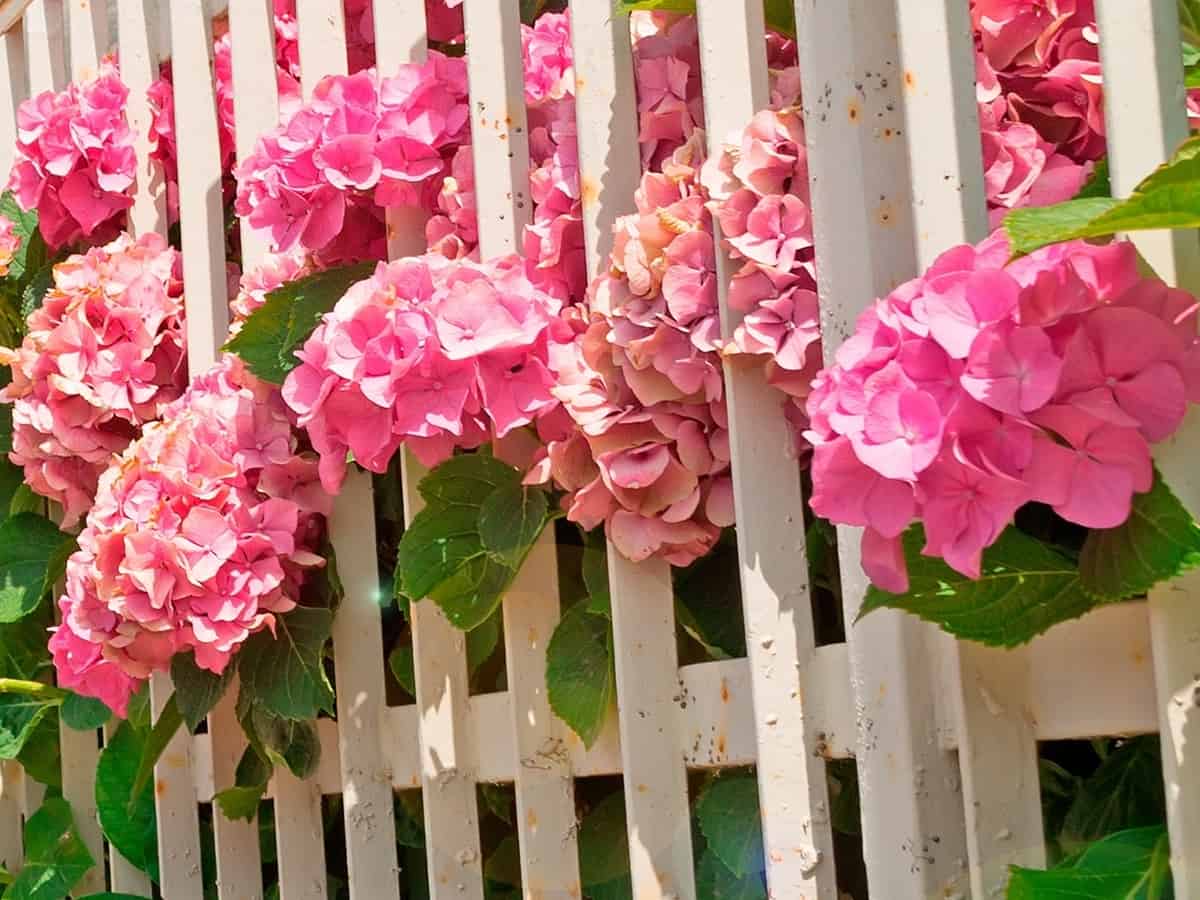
top-left (282, 253), bottom-right (569, 493)
top-left (806, 234), bottom-right (1200, 592)
top-left (52, 355), bottom-right (329, 716)
top-left (8, 61), bottom-right (134, 248)
top-left (0, 233), bottom-right (186, 526)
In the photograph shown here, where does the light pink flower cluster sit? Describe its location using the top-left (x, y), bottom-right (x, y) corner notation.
top-left (0, 233), bottom-right (186, 525)
top-left (230, 248), bottom-right (314, 325)
top-left (52, 355), bottom-right (329, 716)
top-left (533, 134), bottom-right (732, 566)
top-left (0, 215), bottom-right (18, 276)
top-left (630, 12), bottom-right (706, 171)
top-left (234, 55), bottom-right (469, 262)
top-left (971, 0), bottom-right (1101, 225)
top-left (8, 61), bottom-right (134, 248)
top-left (806, 232), bottom-right (1200, 592)
top-left (702, 105), bottom-right (822, 441)
top-left (283, 253), bottom-right (568, 492)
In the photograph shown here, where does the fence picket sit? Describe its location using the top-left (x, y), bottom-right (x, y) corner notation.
top-left (1095, 2), bottom-right (1200, 895)
top-left (58, 725), bottom-right (105, 894)
top-left (118, 0), bottom-right (167, 237)
top-left (569, 8), bottom-right (700, 898)
top-left (460, 1), bottom-right (583, 895)
top-left (272, 771), bottom-right (329, 898)
top-left (694, 2), bottom-right (838, 895)
top-left (149, 671), bottom-right (205, 899)
top-left (22, 0), bottom-right (63, 93)
top-left (209, 686), bottom-right (264, 899)
top-left (0, 25), bottom-right (26, 179)
top-left (65, 0), bottom-right (106, 80)
top-left (102, 721), bottom-right (154, 895)
top-left (892, 1), bottom-right (1046, 894)
top-left (0, 761), bottom-right (23, 872)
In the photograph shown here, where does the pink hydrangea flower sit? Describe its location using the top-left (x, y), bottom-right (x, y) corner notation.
top-left (0, 233), bottom-right (186, 525)
top-left (53, 355), bottom-right (329, 715)
top-left (230, 247), bottom-right (315, 326)
top-left (0, 215), bottom-right (18, 275)
top-left (808, 232), bottom-right (1200, 591)
top-left (283, 253), bottom-right (568, 492)
top-left (8, 60), bottom-right (134, 248)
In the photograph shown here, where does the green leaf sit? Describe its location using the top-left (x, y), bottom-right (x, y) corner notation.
top-left (581, 529), bottom-right (611, 616)
top-left (0, 694), bottom-right (54, 759)
top-left (60, 692), bottom-right (111, 731)
top-left (1008, 826), bottom-right (1172, 900)
top-left (213, 785), bottom-right (267, 823)
top-left (0, 192), bottom-right (46, 283)
top-left (484, 835), bottom-right (520, 889)
top-left (3, 797), bottom-right (96, 900)
top-left (1080, 468), bottom-right (1200, 601)
top-left (1060, 738), bottom-right (1166, 851)
top-left (19, 263), bottom-right (53, 320)
top-left (169, 654), bottom-right (235, 732)
top-left (826, 759), bottom-right (861, 836)
top-left (129, 694), bottom-right (183, 807)
top-left (468, 610), bottom-right (501, 675)
top-left (427, 554), bottom-right (514, 631)
top-left (248, 706), bottom-right (321, 779)
top-left (222, 262), bottom-right (374, 384)
top-left (0, 513), bottom-right (76, 624)
top-left (695, 773), bottom-right (765, 878)
top-left (674, 531), bottom-right (746, 659)
top-left (478, 482), bottom-right (550, 567)
top-left (1005, 134), bottom-right (1200, 255)
top-left (238, 606), bottom-right (334, 720)
top-left (0, 596), bottom-right (53, 680)
top-left (96, 721), bottom-right (158, 883)
top-left (396, 504), bottom-right (492, 602)
top-left (578, 792), bottom-right (631, 889)
top-left (388, 644), bottom-right (415, 696)
top-left (8, 486), bottom-right (40, 518)
top-left (15, 713), bottom-right (60, 791)
top-left (418, 454), bottom-right (519, 509)
top-left (1074, 157), bottom-right (1111, 200)
top-left (695, 851), bottom-right (767, 900)
top-left (481, 783), bottom-right (513, 826)
top-left (546, 602), bottom-right (614, 748)
top-left (860, 526), bottom-right (1100, 646)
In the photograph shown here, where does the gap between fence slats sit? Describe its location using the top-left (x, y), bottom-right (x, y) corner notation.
top-left (892, 1), bottom-right (1047, 895)
top-left (569, 6), bottom-right (698, 897)
top-left (462, 1), bottom-right (583, 895)
top-left (1095, 2), bottom-right (1200, 896)
top-left (292, 5), bottom-right (402, 895)
top-left (22, 0), bottom-right (63, 92)
top-left (695, 2), bottom-right (839, 896)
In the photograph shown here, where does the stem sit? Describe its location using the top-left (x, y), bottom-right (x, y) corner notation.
top-left (0, 679), bottom-right (67, 702)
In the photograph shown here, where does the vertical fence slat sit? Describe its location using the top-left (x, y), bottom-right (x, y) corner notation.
top-left (149, 671), bottom-right (206, 899)
top-left (1095, 2), bottom-right (1200, 895)
top-left (66, 0), bottom-right (107, 81)
top-left (891, 1), bottom-right (1045, 895)
top-left (22, 0), bottom-right (64, 93)
top-left (119, 0), bottom-right (167, 238)
top-left (461, 1), bottom-right (582, 895)
top-left (570, 7), bottom-right (695, 897)
top-left (209, 686), bottom-right (264, 899)
top-left (0, 26), bottom-right (27, 181)
top-left (0, 761), bottom-right (23, 871)
top-left (58, 725), bottom-right (105, 894)
top-left (694, 2), bottom-right (837, 896)
top-left (271, 772), bottom-right (329, 898)
top-left (293, 7), bottom-right (401, 896)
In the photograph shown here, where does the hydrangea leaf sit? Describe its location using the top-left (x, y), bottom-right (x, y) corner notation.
top-left (860, 526), bottom-right (1099, 647)
top-left (0, 191), bottom-right (46, 284)
top-left (60, 692), bottom-right (111, 731)
top-left (427, 554), bottom-right (514, 631)
top-left (695, 772), bottom-right (765, 878)
top-left (19, 262), bottom-right (54, 319)
top-left (0, 695), bottom-right (55, 759)
top-left (695, 851), bottom-right (767, 900)
top-left (4, 797), bottom-right (96, 900)
top-left (417, 454), bottom-right (518, 509)
top-left (478, 482), bottom-right (550, 567)
top-left (673, 532), bottom-right (746, 659)
top-left (128, 694), bottom-right (182, 806)
top-left (1079, 468), bottom-right (1200, 601)
top-left (1005, 134), bottom-right (1200, 255)
top-left (248, 706), bottom-right (321, 779)
top-left (214, 781), bottom-right (268, 823)
top-left (1008, 826), bottom-right (1172, 900)
top-left (96, 721), bottom-right (158, 883)
top-left (396, 505), bottom-right (491, 602)
top-left (1060, 737), bottom-right (1166, 852)
top-left (546, 602), bottom-right (614, 748)
top-left (169, 654), bottom-right (235, 732)
top-left (14, 713), bottom-right (60, 790)
top-left (0, 513), bottom-right (76, 624)
top-left (581, 529), bottom-right (611, 616)
top-left (578, 791), bottom-right (631, 889)
top-left (223, 262), bottom-right (374, 385)
top-left (483, 835), bottom-right (520, 890)
top-left (238, 606), bottom-right (334, 720)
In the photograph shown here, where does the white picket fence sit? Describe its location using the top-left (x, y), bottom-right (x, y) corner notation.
top-left (0, 0), bottom-right (1196, 898)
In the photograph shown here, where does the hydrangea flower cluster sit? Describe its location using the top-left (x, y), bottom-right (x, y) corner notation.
top-left (0, 233), bottom-right (186, 525)
top-left (230, 247), bottom-right (314, 326)
top-left (282, 253), bottom-right (568, 492)
top-left (806, 233), bottom-right (1200, 593)
top-left (0, 214), bottom-right (18, 275)
top-left (7, 61), bottom-right (134, 248)
top-left (533, 134), bottom-right (732, 566)
top-left (234, 54), bottom-right (469, 263)
top-left (971, 0), bottom-right (1100, 225)
top-left (701, 105), bottom-right (822, 441)
top-left (51, 355), bottom-right (329, 716)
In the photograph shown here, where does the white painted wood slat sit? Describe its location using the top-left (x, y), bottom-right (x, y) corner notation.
top-left (460, 2), bottom-right (582, 896)
top-left (149, 670), bottom-right (206, 899)
top-left (570, 6), bottom-right (698, 898)
top-left (1095, 2), bottom-right (1200, 895)
top-left (0, 26), bottom-right (27, 179)
top-left (58, 725), bottom-right (105, 894)
top-left (118, 0), bottom-right (167, 238)
top-left (892, 1), bottom-right (1045, 895)
top-left (104, 721), bottom-right (154, 895)
top-left (65, 0), bottom-right (106, 81)
top-left (695, 2), bottom-right (837, 896)
top-left (0, 761), bottom-right (24, 872)
top-left (22, 0), bottom-right (63, 93)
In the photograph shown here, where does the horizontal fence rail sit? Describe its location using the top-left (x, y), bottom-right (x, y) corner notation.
top-left (0, 0), bottom-right (1194, 898)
